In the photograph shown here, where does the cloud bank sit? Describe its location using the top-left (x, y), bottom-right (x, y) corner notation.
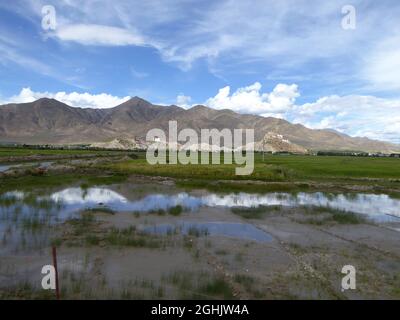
top-left (205, 82), bottom-right (299, 118)
top-left (3, 87), bottom-right (130, 109)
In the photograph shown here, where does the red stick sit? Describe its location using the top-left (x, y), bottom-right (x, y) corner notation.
top-left (52, 246), bottom-right (60, 300)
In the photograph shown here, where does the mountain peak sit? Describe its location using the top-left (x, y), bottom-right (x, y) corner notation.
top-left (191, 104), bottom-right (209, 109)
top-left (113, 96), bottom-right (152, 110)
top-left (33, 97), bottom-right (69, 108)
top-left (128, 96), bottom-right (151, 104)
top-left (189, 104), bottom-right (212, 112)
top-left (30, 97), bottom-right (54, 105)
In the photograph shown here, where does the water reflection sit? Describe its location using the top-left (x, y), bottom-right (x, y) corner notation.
top-left (0, 191), bottom-right (62, 253)
top-left (1, 186), bottom-right (399, 253)
top-left (1, 187), bottom-right (400, 223)
top-left (50, 188), bottom-right (203, 213)
top-left (48, 188), bottom-right (400, 221)
top-left (202, 192), bottom-right (400, 221)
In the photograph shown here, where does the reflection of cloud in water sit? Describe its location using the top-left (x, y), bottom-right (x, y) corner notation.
top-left (51, 188), bottom-right (127, 204)
top-left (201, 192), bottom-right (400, 219)
top-left (51, 188), bottom-right (202, 212)
top-left (50, 188), bottom-right (400, 220)
top-left (2, 191), bottom-right (25, 200)
top-left (2, 188), bottom-right (400, 222)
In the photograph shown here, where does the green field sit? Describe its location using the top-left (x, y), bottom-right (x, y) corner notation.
top-left (262, 155), bottom-right (400, 179)
top-left (105, 152), bottom-right (400, 182)
top-left (2, 148), bottom-right (400, 192)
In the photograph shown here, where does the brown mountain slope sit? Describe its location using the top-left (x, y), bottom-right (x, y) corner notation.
top-left (0, 98), bottom-right (112, 143)
top-left (99, 97), bottom-right (184, 130)
top-left (0, 97), bottom-right (399, 152)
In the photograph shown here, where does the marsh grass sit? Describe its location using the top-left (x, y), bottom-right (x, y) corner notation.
top-left (119, 279), bottom-right (165, 299)
top-left (67, 213), bottom-right (96, 236)
top-left (59, 269), bottom-right (105, 299)
top-left (234, 274), bottom-right (255, 286)
top-left (133, 205), bottom-right (184, 217)
top-left (199, 278), bottom-right (234, 299)
top-left (168, 205), bottom-right (183, 216)
top-left (86, 226), bottom-right (164, 248)
top-left (298, 206), bottom-right (366, 225)
top-left (148, 208), bottom-right (166, 215)
top-left (0, 195), bottom-right (19, 207)
top-left (104, 227), bottom-right (142, 246)
top-left (20, 216), bottom-right (48, 232)
top-left (231, 205), bottom-right (283, 219)
top-left (331, 211), bottom-right (366, 224)
top-left (287, 242), bottom-right (307, 254)
top-left (233, 274), bottom-right (265, 299)
top-left (85, 234), bottom-right (100, 245)
top-left (164, 270), bottom-right (234, 299)
top-left (391, 273), bottom-right (400, 298)
top-left (0, 282), bottom-right (55, 299)
top-left (85, 207), bottom-right (116, 215)
top-left (187, 226), bottom-right (209, 237)
top-left (62, 214), bottom-right (168, 248)
top-left (231, 205), bottom-right (269, 219)
top-left (0, 172), bottom-right (128, 194)
top-left (50, 237), bottom-right (62, 246)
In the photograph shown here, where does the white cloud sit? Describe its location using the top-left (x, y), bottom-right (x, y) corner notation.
top-left (176, 94), bottom-right (192, 109)
top-left (202, 82), bottom-right (400, 143)
top-left (362, 35), bottom-right (400, 91)
top-left (54, 24), bottom-right (148, 47)
top-left (4, 87), bottom-right (130, 109)
top-left (291, 95), bottom-right (400, 144)
top-left (205, 82), bottom-right (299, 116)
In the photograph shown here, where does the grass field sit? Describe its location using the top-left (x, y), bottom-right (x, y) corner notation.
top-left (2, 148), bottom-right (400, 192)
top-left (104, 152), bottom-right (400, 182)
top-left (0, 172), bottom-right (129, 193)
top-left (262, 155), bottom-right (400, 179)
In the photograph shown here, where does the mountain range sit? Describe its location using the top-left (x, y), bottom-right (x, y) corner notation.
top-left (0, 97), bottom-right (399, 153)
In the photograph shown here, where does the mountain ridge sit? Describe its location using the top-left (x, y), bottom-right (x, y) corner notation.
top-left (0, 97), bottom-right (399, 153)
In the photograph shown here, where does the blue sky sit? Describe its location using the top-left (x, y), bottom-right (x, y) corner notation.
top-left (0, 0), bottom-right (400, 143)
